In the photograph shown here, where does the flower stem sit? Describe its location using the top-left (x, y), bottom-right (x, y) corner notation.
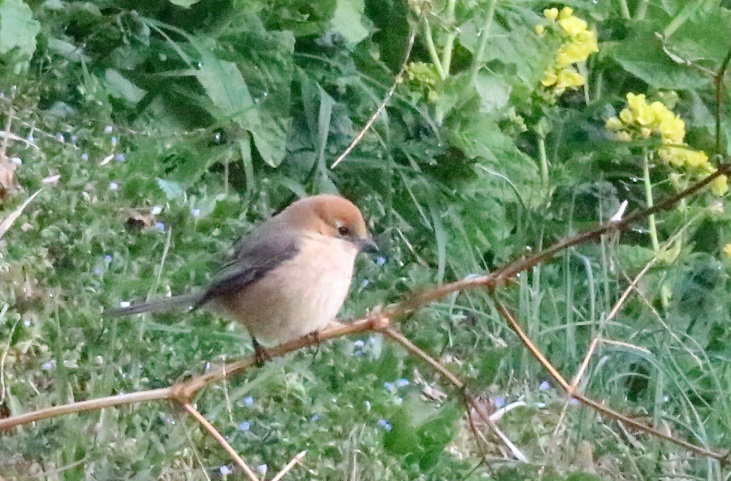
top-left (643, 150), bottom-right (660, 253)
top-left (618, 0), bottom-right (631, 19)
top-left (538, 134), bottom-right (549, 187)
top-left (635, 0), bottom-right (649, 20)
top-left (422, 19), bottom-right (447, 80)
top-left (440, 0), bottom-right (457, 78)
top-left (469, 0), bottom-right (498, 83)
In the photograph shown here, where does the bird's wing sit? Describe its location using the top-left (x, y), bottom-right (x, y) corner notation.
top-left (194, 228), bottom-right (300, 308)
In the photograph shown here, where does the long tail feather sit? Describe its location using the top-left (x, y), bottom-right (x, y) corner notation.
top-left (106, 292), bottom-right (203, 317)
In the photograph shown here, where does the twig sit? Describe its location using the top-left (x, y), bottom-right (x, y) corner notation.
top-left (0, 189), bottom-right (43, 240)
top-left (182, 402), bottom-right (259, 481)
top-left (270, 451), bottom-right (307, 481)
top-left (330, 21), bottom-right (417, 169)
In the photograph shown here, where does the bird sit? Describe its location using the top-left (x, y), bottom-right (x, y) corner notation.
top-left (108, 194), bottom-right (376, 362)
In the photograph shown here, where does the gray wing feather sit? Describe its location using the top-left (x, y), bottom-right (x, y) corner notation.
top-left (193, 228), bottom-right (300, 308)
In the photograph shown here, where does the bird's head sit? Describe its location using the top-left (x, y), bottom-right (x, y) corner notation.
top-left (281, 194), bottom-right (377, 251)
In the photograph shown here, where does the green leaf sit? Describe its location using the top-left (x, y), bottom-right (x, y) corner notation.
top-left (0, 0), bottom-right (40, 59)
top-left (610, 24), bottom-right (711, 90)
top-left (664, 5), bottom-right (731, 68)
top-left (330, 0), bottom-right (370, 45)
top-left (156, 178), bottom-right (186, 201)
top-left (104, 69), bottom-right (146, 104)
top-left (473, 71), bottom-right (511, 113)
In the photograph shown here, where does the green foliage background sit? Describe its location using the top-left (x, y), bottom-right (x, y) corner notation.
top-left (1, 0), bottom-right (730, 479)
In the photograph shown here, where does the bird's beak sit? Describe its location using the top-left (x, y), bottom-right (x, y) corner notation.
top-left (358, 237), bottom-right (379, 252)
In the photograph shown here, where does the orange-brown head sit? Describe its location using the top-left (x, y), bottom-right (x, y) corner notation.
top-left (277, 194), bottom-right (376, 251)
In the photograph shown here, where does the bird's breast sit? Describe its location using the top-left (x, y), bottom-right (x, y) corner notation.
top-left (219, 234), bottom-right (359, 344)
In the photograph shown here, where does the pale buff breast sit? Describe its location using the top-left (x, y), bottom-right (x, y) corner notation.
top-left (217, 233), bottom-right (358, 344)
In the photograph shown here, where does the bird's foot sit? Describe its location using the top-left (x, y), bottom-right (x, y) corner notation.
top-left (252, 338), bottom-right (271, 367)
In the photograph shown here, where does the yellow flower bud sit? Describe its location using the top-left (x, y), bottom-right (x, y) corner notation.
top-left (617, 131), bottom-right (632, 142)
top-left (724, 243), bottom-right (731, 258)
top-left (559, 6), bottom-right (574, 19)
top-left (544, 8), bottom-right (558, 20)
top-left (605, 117), bottom-right (623, 130)
top-left (711, 174), bottom-right (728, 196)
top-left (641, 127), bottom-right (652, 138)
top-left (535, 24), bottom-right (545, 35)
top-left (619, 108), bottom-right (634, 124)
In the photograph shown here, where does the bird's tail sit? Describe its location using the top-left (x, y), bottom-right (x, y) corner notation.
top-left (106, 292), bottom-right (204, 317)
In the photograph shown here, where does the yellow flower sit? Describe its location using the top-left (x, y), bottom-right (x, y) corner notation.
top-left (724, 243), bottom-right (731, 259)
top-left (556, 41), bottom-right (592, 66)
top-left (541, 69), bottom-right (558, 87)
top-left (544, 8), bottom-right (559, 20)
top-left (556, 68), bottom-right (585, 89)
top-left (558, 16), bottom-right (588, 36)
top-left (535, 24), bottom-right (545, 35)
top-left (617, 131), bottom-right (631, 142)
top-left (658, 115), bottom-right (685, 144)
top-left (559, 6), bottom-right (574, 19)
top-left (641, 127), bottom-right (651, 138)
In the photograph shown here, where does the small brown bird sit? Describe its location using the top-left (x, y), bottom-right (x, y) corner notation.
top-left (109, 194), bottom-right (375, 360)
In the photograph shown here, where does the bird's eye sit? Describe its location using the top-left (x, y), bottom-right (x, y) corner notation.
top-left (338, 225), bottom-right (350, 236)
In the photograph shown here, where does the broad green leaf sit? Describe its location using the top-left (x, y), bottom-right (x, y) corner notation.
top-left (331, 0), bottom-right (369, 45)
top-left (611, 24), bottom-right (710, 90)
top-left (226, 24), bottom-right (295, 167)
top-left (156, 178), bottom-right (186, 201)
top-left (664, 5), bottom-right (731, 68)
top-left (473, 71), bottom-right (511, 113)
top-left (104, 69), bottom-right (146, 104)
top-left (0, 0), bottom-right (40, 59)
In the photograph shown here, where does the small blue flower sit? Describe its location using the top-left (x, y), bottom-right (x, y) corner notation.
top-left (56, 133), bottom-right (65, 143)
top-left (151, 205), bottom-right (163, 215)
top-left (396, 378), bottom-right (409, 388)
top-left (154, 222), bottom-right (165, 232)
top-left (244, 396), bottom-right (254, 406)
top-left (256, 464), bottom-right (267, 475)
top-left (115, 153), bottom-right (126, 162)
top-left (81, 153), bottom-right (89, 161)
top-left (111, 136), bottom-right (118, 147)
top-left (311, 414), bottom-right (319, 421)
top-left (376, 256), bottom-right (386, 266)
top-left (94, 266), bottom-right (103, 275)
top-left (191, 208), bottom-right (200, 218)
top-left (569, 397), bottom-right (579, 405)
top-left (494, 396), bottom-right (506, 408)
top-left (104, 254), bottom-right (113, 265)
top-left (360, 279), bottom-right (370, 288)
top-left (353, 339), bottom-right (365, 349)
top-left (71, 135), bottom-right (78, 142)
top-left (219, 465), bottom-right (232, 475)
top-left (42, 361), bottom-right (55, 370)
top-left (539, 380), bottom-right (551, 391)
top-left (104, 125), bottom-right (113, 134)
top-left (26, 133), bottom-right (34, 142)
top-left (238, 421), bottom-right (250, 431)
top-left (108, 182), bottom-right (119, 191)
top-left (383, 382), bottom-right (394, 390)
top-left (377, 419), bottom-right (392, 431)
